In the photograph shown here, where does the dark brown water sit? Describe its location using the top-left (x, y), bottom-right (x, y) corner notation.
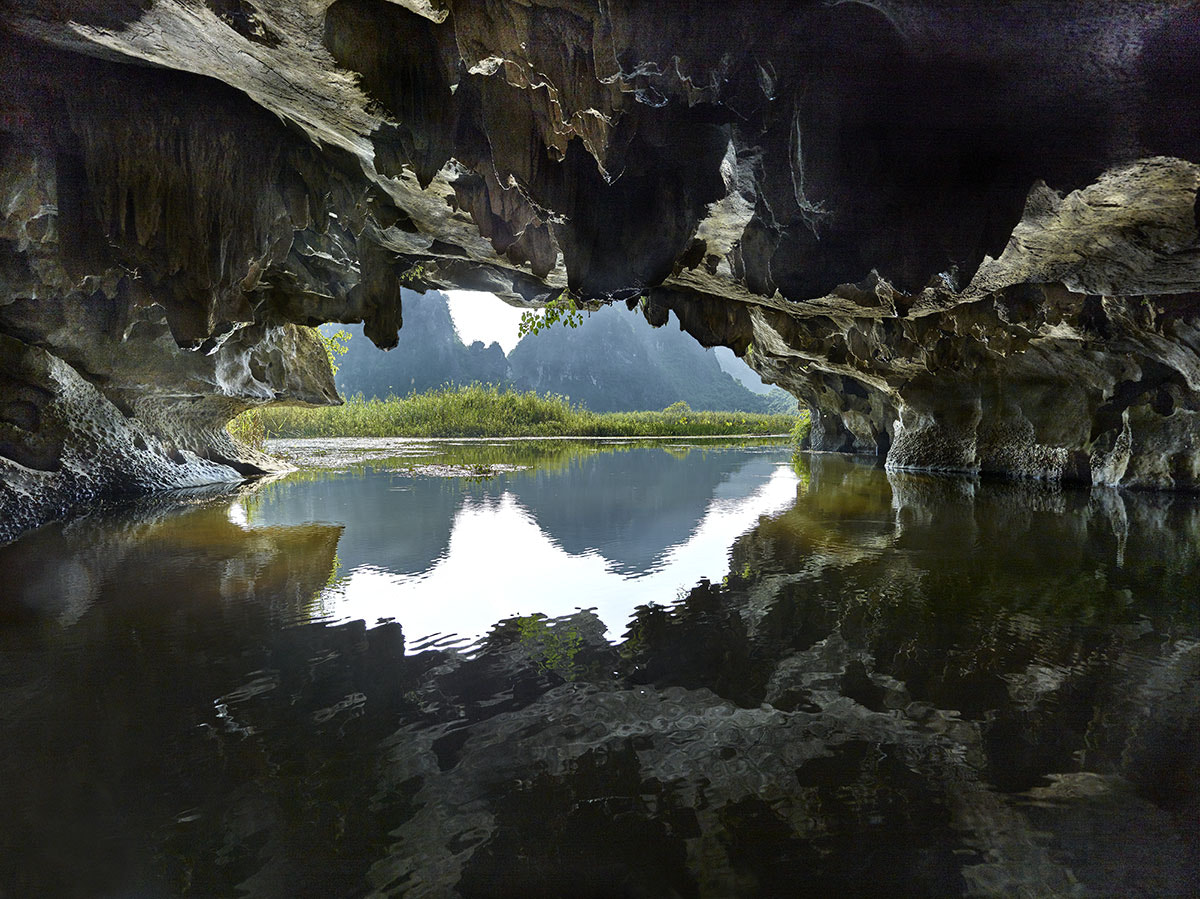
top-left (1, 443), bottom-right (1197, 897)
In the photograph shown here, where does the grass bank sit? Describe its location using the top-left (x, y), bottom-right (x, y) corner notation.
top-left (254, 384), bottom-right (806, 440)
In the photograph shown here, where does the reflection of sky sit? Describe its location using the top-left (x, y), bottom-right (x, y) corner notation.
top-left (307, 464), bottom-right (798, 649)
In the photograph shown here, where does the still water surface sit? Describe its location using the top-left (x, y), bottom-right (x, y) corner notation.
top-left (1, 441), bottom-right (1197, 897)
top-left (248, 441), bottom-right (799, 647)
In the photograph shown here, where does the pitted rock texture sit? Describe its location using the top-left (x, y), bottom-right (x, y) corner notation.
top-left (3, 1), bottom-right (1200, 536)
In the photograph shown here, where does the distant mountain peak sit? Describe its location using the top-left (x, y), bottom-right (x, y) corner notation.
top-left (332, 294), bottom-right (784, 412)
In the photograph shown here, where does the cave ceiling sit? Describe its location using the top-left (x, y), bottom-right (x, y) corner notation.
top-left (3, 0), bottom-right (1200, 538)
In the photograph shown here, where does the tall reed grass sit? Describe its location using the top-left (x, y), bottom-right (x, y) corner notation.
top-left (255, 384), bottom-right (806, 440)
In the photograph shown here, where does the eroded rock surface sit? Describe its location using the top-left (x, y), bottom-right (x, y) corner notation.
top-left (4, 1), bottom-right (1200, 536)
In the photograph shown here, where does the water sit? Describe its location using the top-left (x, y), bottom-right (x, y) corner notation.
top-left (1, 442), bottom-right (1197, 897)
top-left (245, 441), bottom-right (799, 648)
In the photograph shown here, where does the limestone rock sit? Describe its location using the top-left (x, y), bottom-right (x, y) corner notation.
top-left (3, 1), bottom-right (1200, 537)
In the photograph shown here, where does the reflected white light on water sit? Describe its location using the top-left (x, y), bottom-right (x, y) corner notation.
top-left (227, 500), bottom-right (250, 529)
top-left (321, 464), bottom-right (799, 647)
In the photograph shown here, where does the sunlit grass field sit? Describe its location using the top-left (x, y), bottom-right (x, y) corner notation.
top-left (245, 384), bottom-right (807, 441)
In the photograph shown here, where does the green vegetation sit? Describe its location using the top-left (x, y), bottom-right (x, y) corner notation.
top-left (788, 410), bottom-right (814, 478)
top-left (330, 290), bottom-right (783, 414)
top-left (790, 414), bottom-right (811, 446)
top-left (226, 408), bottom-right (267, 452)
top-left (517, 291), bottom-right (584, 339)
top-left (258, 384), bottom-right (802, 439)
top-left (507, 302), bottom-right (781, 413)
top-left (398, 261), bottom-right (428, 285)
top-left (321, 326), bottom-right (351, 375)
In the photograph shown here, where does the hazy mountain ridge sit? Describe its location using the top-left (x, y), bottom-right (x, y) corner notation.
top-left (329, 290), bottom-right (507, 400)
top-left (329, 291), bottom-right (791, 413)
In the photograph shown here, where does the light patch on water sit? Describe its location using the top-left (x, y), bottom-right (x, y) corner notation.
top-left (320, 464), bottom-right (799, 648)
top-left (227, 500), bottom-right (250, 529)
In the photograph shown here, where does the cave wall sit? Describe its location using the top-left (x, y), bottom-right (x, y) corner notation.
top-left (3, 0), bottom-right (1200, 539)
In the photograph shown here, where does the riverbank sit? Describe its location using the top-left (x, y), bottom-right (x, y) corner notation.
top-left (252, 385), bottom-right (806, 441)
top-left (266, 434), bottom-right (797, 471)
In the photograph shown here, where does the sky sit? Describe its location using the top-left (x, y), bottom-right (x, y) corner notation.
top-left (445, 290), bottom-right (530, 353)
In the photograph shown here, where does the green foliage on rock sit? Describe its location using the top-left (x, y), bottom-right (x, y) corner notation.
top-left (517, 292), bottom-right (584, 339)
top-left (790, 414), bottom-right (812, 446)
top-left (320, 326), bottom-right (351, 375)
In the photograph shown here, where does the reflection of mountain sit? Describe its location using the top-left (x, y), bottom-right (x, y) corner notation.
top-left (506, 448), bottom-right (781, 575)
top-left (243, 447), bottom-right (781, 580)
top-left (243, 472), bottom-right (474, 577)
top-left (3, 452), bottom-right (1199, 897)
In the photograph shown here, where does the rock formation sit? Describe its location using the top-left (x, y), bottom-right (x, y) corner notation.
top-left (504, 301), bottom-right (784, 413)
top-left (3, 0), bottom-right (1200, 537)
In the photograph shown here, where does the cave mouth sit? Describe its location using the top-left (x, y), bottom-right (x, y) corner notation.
top-left (316, 288), bottom-right (793, 420)
top-left (3, 2), bottom-right (1200, 893)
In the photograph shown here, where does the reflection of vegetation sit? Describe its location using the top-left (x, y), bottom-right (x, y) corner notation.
top-left (268, 437), bottom-right (790, 483)
top-left (325, 551), bottom-right (343, 589)
top-left (259, 384), bottom-right (801, 438)
top-left (395, 441), bottom-right (591, 475)
top-left (790, 452), bottom-right (812, 494)
top-left (515, 614), bottom-right (584, 678)
top-left (484, 613), bottom-right (585, 680)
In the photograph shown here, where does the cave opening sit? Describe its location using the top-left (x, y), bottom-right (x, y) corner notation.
top-left (2, 3), bottom-right (1200, 895)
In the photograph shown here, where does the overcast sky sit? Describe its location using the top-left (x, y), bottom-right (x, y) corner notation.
top-left (445, 291), bottom-right (530, 353)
